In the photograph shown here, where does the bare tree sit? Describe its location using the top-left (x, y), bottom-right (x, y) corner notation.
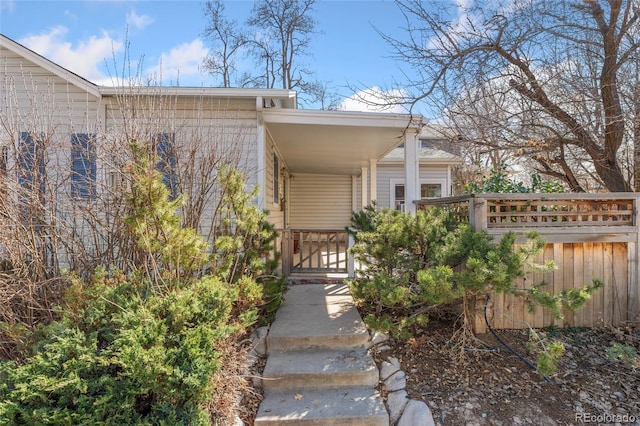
top-left (385, 0), bottom-right (640, 192)
top-left (246, 0), bottom-right (317, 91)
top-left (202, 0), bottom-right (248, 87)
top-left (0, 51), bottom-right (257, 331)
top-left (304, 79), bottom-right (341, 110)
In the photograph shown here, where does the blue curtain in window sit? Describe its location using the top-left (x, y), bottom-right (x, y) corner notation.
top-left (71, 133), bottom-right (97, 200)
top-left (153, 133), bottom-right (178, 199)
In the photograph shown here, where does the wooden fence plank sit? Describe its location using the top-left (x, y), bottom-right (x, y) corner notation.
top-left (582, 243), bottom-right (594, 327)
top-left (592, 243), bottom-right (605, 326)
top-left (512, 275), bottom-right (526, 329)
top-left (613, 243), bottom-right (628, 325)
top-left (603, 243), bottom-right (614, 326)
top-left (573, 244), bottom-right (585, 327)
top-left (493, 289), bottom-right (505, 330)
top-left (540, 243), bottom-right (562, 327)
top-left (628, 242), bottom-right (640, 323)
top-left (527, 250), bottom-right (553, 328)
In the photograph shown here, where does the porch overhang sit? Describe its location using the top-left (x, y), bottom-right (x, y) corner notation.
top-left (262, 109), bottom-right (424, 175)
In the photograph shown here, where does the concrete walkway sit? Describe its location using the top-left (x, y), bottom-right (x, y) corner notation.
top-left (255, 282), bottom-right (388, 425)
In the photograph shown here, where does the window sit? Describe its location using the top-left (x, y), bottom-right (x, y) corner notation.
top-left (391, 179), bottom-right (446, 211)
top-left (18, 131), bottom-right (46, 199)
top-left (273, 153), bottom-right (279, 205)
top-left (421, 183), bottom-right (442, 198)
top-left (71, 133), bottom-right (97, 200)
top-left (153, 133), bottom-right (178, 199)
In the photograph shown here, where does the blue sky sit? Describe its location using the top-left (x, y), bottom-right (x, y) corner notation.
top-left (0, 0), bottom-right (434, 113)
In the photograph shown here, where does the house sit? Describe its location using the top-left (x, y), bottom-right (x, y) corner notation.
top-left (371, 126), bottom-right (461, 211)
top-left (0, 34), bottom-right (459, 277)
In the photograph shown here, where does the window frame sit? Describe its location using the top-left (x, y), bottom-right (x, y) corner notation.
top-left (389, 178), bottom-right (448, 211)
top-left (70, 133), bottom-right (97, 200)
top-left (152, 133), bottom-right (178, 199)
top-left (17, 131), bottom-right (46, 199)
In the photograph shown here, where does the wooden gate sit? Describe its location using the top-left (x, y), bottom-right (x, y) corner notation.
top-left (278, 229), bottom-right (352, 275)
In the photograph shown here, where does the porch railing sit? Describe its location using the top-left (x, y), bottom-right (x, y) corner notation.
top-left (415, 193), bottom-right (639, 242)
top-left (278, 229), bottom-right (352, 275)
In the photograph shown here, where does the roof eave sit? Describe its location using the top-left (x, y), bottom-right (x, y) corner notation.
top-left (1, 34), bottom-right (101, 98)
top-left (98, 86), bottom-right (297, 107)
top-left (263, 108), bottom-right (425, 129)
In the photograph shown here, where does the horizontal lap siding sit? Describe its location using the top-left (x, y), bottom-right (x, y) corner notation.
top-left (289, 174), bottom-right (352, 229)
top-left (1, 46), bottom-right (103, 210)
top-left (103, 98), bottom-right (259, 188)
top-left (374, 165), bottom-right (450, 209)
top-left (1, 47), bottom-right (102, 133)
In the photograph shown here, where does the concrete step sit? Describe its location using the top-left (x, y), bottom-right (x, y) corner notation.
top-left (254, 387), bottom-right (388, 426)
top-left (267, 284), bottom-right (370, 351)
top-left (261, 347), bottom-right (378, 391)
top-left (256, 284), bottom-right (389, 425)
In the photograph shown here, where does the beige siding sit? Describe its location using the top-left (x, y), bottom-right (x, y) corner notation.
top-left (289, 173), bottom-right (352, 229)
top-left (1, 44), bottom-right (103, 210)
top-left (1, 46), bottom-right (103, 134)
top-left (1, 47), bottom-right (263, 265)
top-left (265, 132), bottom-right (285, 229)
top-left (375, 164), bottom-right (450, 209)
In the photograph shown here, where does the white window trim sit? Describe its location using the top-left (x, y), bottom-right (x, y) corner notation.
top-left (390, 178), bottom-right (448, 211)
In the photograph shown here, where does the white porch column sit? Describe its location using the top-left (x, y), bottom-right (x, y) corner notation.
top-left (256, 97), bottom-right (266, 210)
top-left (369, 158), bottom-right (377, 204)
top-left (404, 130), bottom-right (419, 214)
top-left (361, 166), bottom-right (368, 208)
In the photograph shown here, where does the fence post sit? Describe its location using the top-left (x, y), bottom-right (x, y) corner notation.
top-left (347, 231), bottom-right (355, 278)
top-left (469, 195), bottom-right (487, 231)
top-left (469, 195), bottom-right (489, 333)
top-left (281, 229), bottom-right (291, 276)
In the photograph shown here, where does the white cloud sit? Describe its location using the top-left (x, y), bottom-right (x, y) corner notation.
top-left (145, 39), bottom-right (209, 85)
top-left (338, 87), bottom-right (409, 113)
top-left (126, 10), bottom-right (153, 30)
top-left (18, 27), bottom-right (123, 84)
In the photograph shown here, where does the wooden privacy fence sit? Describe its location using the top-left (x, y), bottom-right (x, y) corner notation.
top-left (416, 193), bottom-right (640, 332)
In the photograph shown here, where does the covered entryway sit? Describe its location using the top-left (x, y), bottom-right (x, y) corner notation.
top-left (259, 107), bottom-right (424, 276)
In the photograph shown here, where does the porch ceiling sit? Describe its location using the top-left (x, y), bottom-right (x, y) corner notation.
top-left (262, 109), bottom-right (424, 175)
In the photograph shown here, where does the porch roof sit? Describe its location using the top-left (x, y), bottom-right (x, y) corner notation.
top-left (262, 109), bottom-right (424, 175)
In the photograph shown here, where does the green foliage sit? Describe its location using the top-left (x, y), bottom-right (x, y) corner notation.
top-left (606, 342), bottom-right (639, 369)
top-left (348, 206), bottom-right (602, 346)
top-left (527, 279), bottom-right (604, 320)
top-left (210, 164), bottom-right (287, 321)
top-left (526, 329), bottom-right (565, 377)
top-left (347, 207), bottom-right (536, 338)
top-left (0, 142), bottom-right (285, 424)
top-left (345, 202), bottom-right (378, 240)
top-left (536, 341), bottom-right (565, 377)
top-left (0, 272), bottom-right (240, 424)
top-left (125, 142), bottom-right (210, 286)
top-left (466, 165), bottom-right (564, 194)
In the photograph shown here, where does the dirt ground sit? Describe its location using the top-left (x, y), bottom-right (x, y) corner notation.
top-left (372, 320), bottom-right (640, 425)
